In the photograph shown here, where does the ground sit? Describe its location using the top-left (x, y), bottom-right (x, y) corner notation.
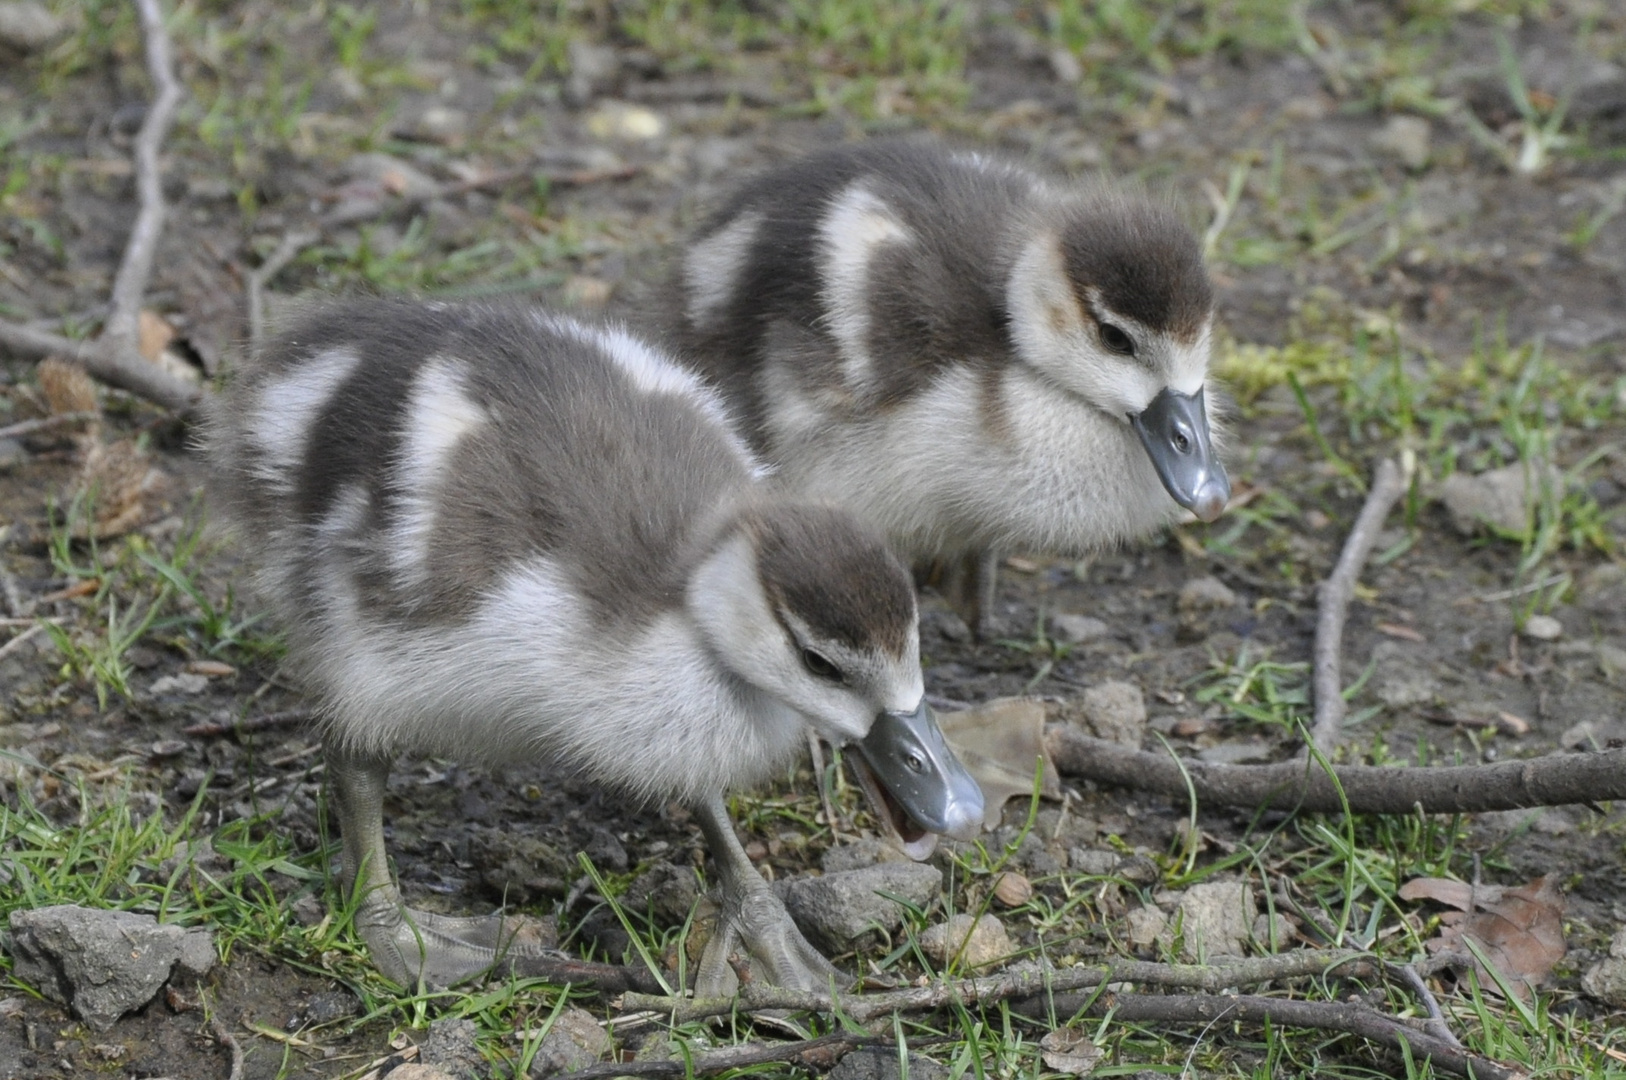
top-left (2, 0), bottom-right (1625, 1077)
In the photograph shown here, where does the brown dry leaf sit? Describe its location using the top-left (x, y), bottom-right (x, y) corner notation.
top-left (1039, 1025), bottom-right (1103, 1076)
top-left (1402, 874), bottom-right (1566, 996)
top-left (137, 309), bottom-right (175, 361)
top-left (938, 698), bottom-right (1060, 830)
top-left (37, 356), bottom-right (99, 416)
top-left (71, 438), bottom-right (174, 540)
top-left (1376, 621), bottom-right (1426, 643)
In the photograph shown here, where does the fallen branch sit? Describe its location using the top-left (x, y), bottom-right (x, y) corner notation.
top-left (552, 1033), bottom-right (926, 1080)
top-left (1046, 727), bottom-right (1626, 814)
top-left (183, 708), bottom-right (315, 739)
top-left (620, 948), bottom-right (1366, 1025)
top-left (0, 0), bottom-right (202, 414)
top-left (1026, 992), bottom-right (1523, 1080)
top-left (1310, 456), bottom-right (1412, 752)
top-left (0, 411), bottom-right (100, 442)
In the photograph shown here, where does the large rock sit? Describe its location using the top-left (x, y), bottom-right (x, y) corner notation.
top-left (8, 905), bottom-right (213, 1031)
top-left (778, 863), bottom-right (943, 953)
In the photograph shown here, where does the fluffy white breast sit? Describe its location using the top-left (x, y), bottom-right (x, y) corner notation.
top-left (310, 554), bottom-right (804, 803)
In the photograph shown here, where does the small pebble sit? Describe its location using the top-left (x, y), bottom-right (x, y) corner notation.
top-left (992, 870), bottom-right (1032, 907)
top-left (1521, 615), bottom-right (1562, 641)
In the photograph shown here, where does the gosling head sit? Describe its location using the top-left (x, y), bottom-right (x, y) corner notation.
top-left (1007, 190), bottom-right (1230, 522)
top-left (690, 501), bottom-right (983, 854)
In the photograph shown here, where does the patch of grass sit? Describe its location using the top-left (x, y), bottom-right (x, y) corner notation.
top-left (39, 500), bottom-right (280, 707)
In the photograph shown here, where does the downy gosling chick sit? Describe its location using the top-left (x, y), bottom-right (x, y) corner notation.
top-left (206, 299), bottom-right (982, 995)
top-left (669, 139), bottom-right (1229, 633)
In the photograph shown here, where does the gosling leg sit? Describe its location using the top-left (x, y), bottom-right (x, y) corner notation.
top-left (692, 792), bottom-right (847, 998)
top-left (327, 742), bottom-right (556, 988)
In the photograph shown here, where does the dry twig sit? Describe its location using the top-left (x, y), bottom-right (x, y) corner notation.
top-left (0, 0), bottom-right (201, 414)
top-left (552, 1033), bottom-right (924, 1080)
top-left (620, 949), bottom-right (1366, 1025)
top-left (1029, 992), bottom-right (1522, 1080)
top-left (1310, 455), bottom-right (1413, 751)
top-left (0, 411), bottom-right (100, 442)
top-left (183, 709), bottom-right (315, 739)
top-left (1046, 727), bottom-right (1626, 813)
top-left (0, 623), bottom-right (45, 663)
top-left (210, 1016), bottom-right (245, 1080)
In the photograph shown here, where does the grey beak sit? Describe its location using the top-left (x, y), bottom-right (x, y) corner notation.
top-left (853, 699), bottom-right (984, 843)
top-left (1131, 387), bottom-right (1229, 522)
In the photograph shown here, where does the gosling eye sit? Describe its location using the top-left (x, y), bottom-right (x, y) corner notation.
top-left (1099, 322), bottom-right (1135, 356)
top-left (801, 648), bottom-right (843, 682)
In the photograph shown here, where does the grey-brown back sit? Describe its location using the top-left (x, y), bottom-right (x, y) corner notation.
top-left (209, 299), bottom-right (754, 630)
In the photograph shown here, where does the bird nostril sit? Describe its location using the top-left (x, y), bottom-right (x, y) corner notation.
top-left (1174, 432), bottom-right (1191, 453)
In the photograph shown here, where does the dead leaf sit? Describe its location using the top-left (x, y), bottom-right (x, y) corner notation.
top-left (1496, 711), bottom-right (1531, 736)
top-left (37, 356), bottom-right (99, 416)
top-left (1039, 1025), bottom-right (1103, 1076)
top-left (185, 660), bottom-right (237, 678)
top-left (938, 698), bottom-right (1060, 830)
top-left (1376, 621), bottom-right (1426, 642)
top-left (1402, 875), bottom-right (1565, 996)
top-left (137, 309), bottom-right (174, 361)
top-left (1003, 555), bottom-right (1041, 574)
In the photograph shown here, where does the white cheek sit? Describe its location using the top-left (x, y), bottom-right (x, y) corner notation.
top-left (1167, 323), bottom-right (1213, 396)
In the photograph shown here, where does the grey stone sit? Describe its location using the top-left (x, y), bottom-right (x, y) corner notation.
top-left (343, 153), bottom-right (441, 201)
top-left (9, 905), bottom-right (191, 1031)
top-left (150, 672), bottom-right (209, 696)
top-left (1372, 114), bottom-right (1431, 169)
top-left (1251, 912), bottom-right (1294, 952)
top-left (1597, 642), bottom-right (1626, 684)
top-left (621, 862), bottom-right (698, 925)
top-left (1067, 848), bottom-right (1118, 876)
top-left (1371, 640), bottom-right (1440, 709)
top-left (422, 1016), bottom-right (484, 1079)
top-left (1178, 576), bottom-right (1237, 615)
top-left (1521, 615), bottom-right (1563, 641)
top-left (929, 609), bottom-right (972, 643)
top-left (777, 863), bottom-right (943, 953)
top-left (585, 826), bottom-right (628, 873)
top-left (1582, 928), bottom-right (1626, 1007)
top-left (0, 438), bottom-right (24, 466)
top-left (1050, 613), bottom-right (1109, 645)
top-left (829, 1048), bottom-right (948, 1080)
top-left (529, 1007), bottom-right (611, 1077)
top-left (1439, 463), bottom-right (1558, 537)
top-left (565, 41), bottom-right (621, 105)
top-left (1124, 905), bottom-right (1167, 949)
top-left (920, 914), bottom-right (1013, 969)
top-left (821, 838), bottom-right (911, 874)
top-left (301, 989), bottom-right (359, 1026)
top-left (176, 929), bottom-right (215, 977)
top-left (1075, 680), bottom-right (1147, 747)
top-left (1163, 881), bottom-right (1255, 960)
top-left (0, 2), bottom-right (65, 51)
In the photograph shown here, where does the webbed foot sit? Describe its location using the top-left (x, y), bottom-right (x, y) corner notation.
top-left (692, 880), bottom-right (849, 998)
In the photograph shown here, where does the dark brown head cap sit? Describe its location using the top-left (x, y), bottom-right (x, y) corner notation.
top-left (1055, 191), bottom-right (1213, 342)
top-left (750, 502), bottom-right (916, 660)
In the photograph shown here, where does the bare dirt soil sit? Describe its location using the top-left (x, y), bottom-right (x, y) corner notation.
top-left (2, 1), bottom-right (1625, 1077)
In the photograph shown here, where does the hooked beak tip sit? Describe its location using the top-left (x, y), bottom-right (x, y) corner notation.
top-left (1191, 483), bottom-right (1229, 522)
